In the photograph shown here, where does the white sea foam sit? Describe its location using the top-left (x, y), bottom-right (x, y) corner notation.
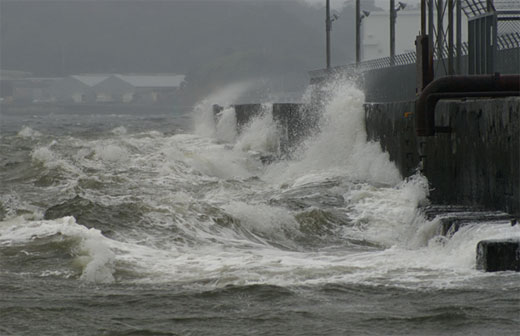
top-left (110, 126), bottom-right (127, 135)
top-left (31, 140), bottom-right (82, 177)
top-left (31, 146), bottom-right (57, 166)
top-left (17, 126), bottom-right (41, 138)
top-left (221, 201), bottom-right (301, 246)
top-left (0, 216), bottom-right (116, 283)
top-left (94, 143), bottom-right (130, 162)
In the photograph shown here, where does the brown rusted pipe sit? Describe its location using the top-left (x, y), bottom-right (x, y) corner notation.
top-left (415, 74), bottom-right (520, 136)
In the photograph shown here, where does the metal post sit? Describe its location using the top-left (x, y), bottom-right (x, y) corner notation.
top-left (390, 0), bottom-right (396, 65)
top-left (356, 0), bottom-right (361, 63)
top-left (456, 0), bottom-right (462, 74)
top-left (448, 0), bottom-right (454, 74)
top-left (487, 0), bottom-right (494, 12)
top-left (417, 0), bottom-right (434, 92)
top-left (326, 0), bottom-right (331, 69)
top-left (428, 0), bottom-right (434, 61)
top-left (437, 0), bottom-right (444, 73)
top-left (421, 0), bottom-right (426, 34)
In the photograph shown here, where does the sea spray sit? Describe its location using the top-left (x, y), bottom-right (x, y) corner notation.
top-left (264, 80), bottom-right (401, 186)
top-left (233, 103), bottom-right (280, 154)
top-left (215, 107), bottom-right (237, 143)
top-left (193, 81), bottom-right (255, 138)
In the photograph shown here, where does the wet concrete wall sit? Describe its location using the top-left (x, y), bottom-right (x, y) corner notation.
top-left (365, 97), bottom-right (520, 216)
top-left (231, 103), bottom-right (316, 156)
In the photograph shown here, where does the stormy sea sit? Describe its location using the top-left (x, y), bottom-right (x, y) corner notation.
top-left (1, 81), bottom-right (519, 336)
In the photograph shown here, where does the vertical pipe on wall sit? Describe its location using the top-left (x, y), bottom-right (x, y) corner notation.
top-left (437, 0), bottom-right (444, 65)
top-left (448, 0), bottom-right (454, 74)
top-left (456, 0), bottom-right (462, 74)
top-left (428, 0), bottom-right (435, 67)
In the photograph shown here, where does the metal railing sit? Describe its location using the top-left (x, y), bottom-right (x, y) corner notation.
top-left (463, 0), bottom-right (520, 17)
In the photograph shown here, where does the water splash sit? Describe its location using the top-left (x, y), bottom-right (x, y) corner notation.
top-left (193, 81), bottom-right (255, 138)
top-left (265, 80), bottom-right (401, 186)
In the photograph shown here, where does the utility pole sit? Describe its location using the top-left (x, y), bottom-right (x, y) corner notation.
top-left (355, 0), bottom-right (369, 63)
top-left (448, 0), bottom-right (454, 74)
top-left (326, 0), bottom-right (331, 69)
top-left (390, 0), bottom-right (396, 65)
top-left (417, 0), bottom-right (434, 93)
top-left (437, 0), bottom-right (444, 68)
top-left (456, 0), bottom-right (462, 74)
top-left (390, 2), bottom-right (406, 66)
top-left (356, 0), bottom-right (360, 63)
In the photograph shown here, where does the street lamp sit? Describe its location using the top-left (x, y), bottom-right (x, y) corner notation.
top-left (355, 0), bottom-right (370, 63)
top-left (326, 0), bottom-right (339, 69)
top-left (390, 1), bottom-right (407, 65)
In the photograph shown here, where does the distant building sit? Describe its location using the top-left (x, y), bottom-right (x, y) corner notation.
top-left (92, 74), bottom-right (185, 104)
top-left (48, 75), bottom-right (109, 103)
top-left (116, 74), bottom-right (185, 104)
top-left (362, 9), bottom-right (468, 61)
top-left (0, 69), bottom-right (32, 103)
top-left (91, 75), bottom-right (134, 103)
top-left (12, 78), bottom-right (59, 103)
top-left (4, 73), bottom-right (185, 104)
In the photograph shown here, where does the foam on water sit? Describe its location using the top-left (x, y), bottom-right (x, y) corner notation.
top-left (94, 143), bottom-right (130, 163)
top-left (0, 216), bottom-right (116, 283)
top-left (110, 126), bottom-right (128, 136)
top-left (17, 126), bottom-right (42, 138)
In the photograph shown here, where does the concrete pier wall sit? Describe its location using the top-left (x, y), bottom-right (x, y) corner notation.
top-left (230, 97), bottom-right (519, 216)
top-left (231, 103), bottom-right (317, 156)
top-left (365, 97), bottom-right (520, 216)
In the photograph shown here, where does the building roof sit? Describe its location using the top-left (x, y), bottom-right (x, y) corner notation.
top-left (71, 75), bottom-right (110, 87)
top-left (115, 74), bottom-right (185, 88)
top-left (1, 69), bottom-right (32, 79)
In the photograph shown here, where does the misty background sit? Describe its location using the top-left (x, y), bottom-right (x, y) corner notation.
top-left (1, 0), bottom-right (384, 104)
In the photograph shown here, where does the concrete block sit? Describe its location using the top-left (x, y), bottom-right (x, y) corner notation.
top-left (233, 104), bottom-right (264, 132)
top-left (476, 239), bottom-right (520, 272)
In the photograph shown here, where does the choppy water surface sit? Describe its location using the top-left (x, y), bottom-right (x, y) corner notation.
top-left (1, 83), bottom-right (519, 336)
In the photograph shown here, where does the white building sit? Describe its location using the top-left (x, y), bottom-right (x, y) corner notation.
top-left (362, 8), bottom-right (468, 61)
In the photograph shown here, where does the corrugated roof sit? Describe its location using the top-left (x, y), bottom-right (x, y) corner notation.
top-left (115, 74), bottom-right (185, 88)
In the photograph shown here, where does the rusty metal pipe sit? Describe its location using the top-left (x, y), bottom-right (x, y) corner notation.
top-left (415, 74), bottom-right (520, 136)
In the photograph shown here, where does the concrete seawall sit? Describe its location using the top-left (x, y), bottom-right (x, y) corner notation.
top-left (365, 97), bottom-right (520, 216)
top-left (232, 97), bottom-right (519, 216)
